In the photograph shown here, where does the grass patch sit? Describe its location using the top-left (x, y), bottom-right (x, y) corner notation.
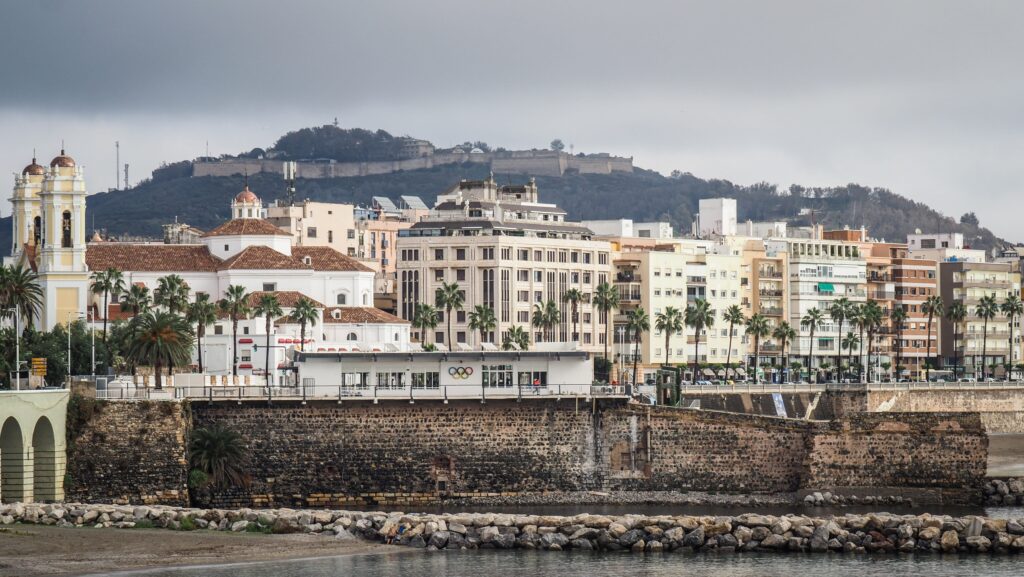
top-left (133, 519), bottom-right (155, 529)
top-left (177, 516), bottom-right (197, 531)
top-left (0, 527), bottom-right (34, 537)
top-left (245, 523), bottom-right (272, 534)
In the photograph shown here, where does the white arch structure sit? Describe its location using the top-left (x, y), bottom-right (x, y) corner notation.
top-left (0, 391), bottom-right (68, 503)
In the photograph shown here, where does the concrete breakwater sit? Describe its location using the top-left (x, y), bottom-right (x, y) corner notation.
top-left (3, 502), bottom-right (1024, 555)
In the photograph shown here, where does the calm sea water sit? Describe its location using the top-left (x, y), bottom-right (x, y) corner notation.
top-left (88, 550), bottom-right (1024, 577)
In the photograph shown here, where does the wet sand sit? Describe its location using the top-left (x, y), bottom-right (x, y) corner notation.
top-left (0, 524), bottom-right (391, 577)
top-left (988, 433), bottom-right (1024, 477)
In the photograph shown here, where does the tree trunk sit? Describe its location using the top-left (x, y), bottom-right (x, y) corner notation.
top-left (603, 313), bottom-right (609, 381)
top-left (925, 314), bottom-right (933, 381)
top-left (154, 360), bottom-right (163, 390)
top-left (982, 320), bottom-right (989, 380)
top-left (232, 316), bottom-right (239, 377)
top-left (265, 316), bottom-right (272, 388)
top-left (1009, 314), bottom-right (1016, 381)
top-left (807, 328), bottom-right (815, 383)
top-left (664, 330), bottom-right (670, 367)
top-left (692, 325), bottom-right (699, 386)
top-left (835, 319), bottom-right (843, 381)
top-left (572, 303), bottom-right (578, 342)
top-left (859, 326), bottom-right (865, 382)
top-left (725, 323), bottom-right (734, 381)
top-left (632, 332), bottom-right (640, 386)
top-left (197, 326), bottom-right (204, 373)
top-left (754, 337), bottom-right (760, 383)
top-left (102, 290), bottom-right (109, 344)
top-left (447, 307), bottom-right (453, 350)
top-left (300, 320), bottom-right (307, 352)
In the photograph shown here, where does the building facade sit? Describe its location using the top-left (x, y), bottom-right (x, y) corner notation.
top-left (939, 261), bottom-right (1021, 377)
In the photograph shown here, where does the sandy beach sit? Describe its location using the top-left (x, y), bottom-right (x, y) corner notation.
top-left (0, 524), bottom-right (391, 577)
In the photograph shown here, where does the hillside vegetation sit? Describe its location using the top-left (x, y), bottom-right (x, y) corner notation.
top-left (0, 127), bottom-right (1010, 255)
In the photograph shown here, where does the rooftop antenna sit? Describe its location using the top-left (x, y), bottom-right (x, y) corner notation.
top-left (124, 163), bottom-right (130, 189)
top-left (284, 161), bottom-right (296, 206)
top-left (115, 141), bottom-right (120, 190)
top-left (206, 140), bottom-right (209, 158)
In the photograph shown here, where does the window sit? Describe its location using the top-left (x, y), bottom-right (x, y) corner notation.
top-left (61, 211), bottom-right (72, 248)
top-left (262, 283), bottom-right (276, 292)
top-left (518, 290), bottom-right (529, 302)
top-left (482, 364), bottom-right (514, 387)
top-left (377, 372), bottom-right (405, 390)
top-left (583, 273), bottom-right (591, 284)
top-left (214, 325), bottom-right (224, 335)
top-left (517, 371), bottom-right (547, 386)
top-left (518, 311), bottom-right (530, 322)
top-left (434, 269), bottom-right (444, 281)
top-left (517, 270), bottom-right (529, 282)
top-left (534, 250), bottom-right (543, 261)
top-left (307, 227), bottom-right (317, 238)
top-left (457, 331), bottom-right (466, 342)
top-left (535, 270), bottom-right (543, 282)
top-left (435, 331), bottom-right (444, 343)
top-left (224, 244), bottom-right (229, 252)
top-left (518, 249), bottom-right (529, 261)
top-left (328, 230), bottom-right (333, 243)
top-left (347, 229), bottom-right (355, 239)
top-left (243, 327), bottom-right (249, 335)
top-left (435, 249), bottom-right (445, 260)
top-left (457, 311), bottom-right (466, 323)
top-left (347, 332), bottom-right (358, 341)
top-left (411, 372), bottom-right (440, 389)
top-left (456, 269), bottom-right (466, 281)
top-left (336, 294), bottom-right (347, 305)
top-left (598, 253), bottom-right (608, 265)
top-left (456, 249), bottom-right (467, 260)
top-left (240, 350), bottom-right (251, 362)
top-left (482, 247), bottom-right (495, 260)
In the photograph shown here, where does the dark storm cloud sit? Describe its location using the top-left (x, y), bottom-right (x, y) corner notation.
top-left (1, 1), bottom-right (1023, 239)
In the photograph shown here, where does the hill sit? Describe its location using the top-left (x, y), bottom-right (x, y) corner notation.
top-left (0, 129), bottom-right (1011, 256)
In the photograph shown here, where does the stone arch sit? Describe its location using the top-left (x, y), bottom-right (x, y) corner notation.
top-left (32, 417), bottom-right (57, 502)
top-left (0, 417), bottom-right (26, 503)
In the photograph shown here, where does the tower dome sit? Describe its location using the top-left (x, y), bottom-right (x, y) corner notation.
top-left (235, 186), bottom-right (260, 204)
top-left (50, 149), bottom-right (75, 168)
top-left (21, 157), bottom-right (45, 176)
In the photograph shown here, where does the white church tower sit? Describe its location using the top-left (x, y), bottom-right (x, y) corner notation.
top-left (8, 155), bottom-right (45, 258)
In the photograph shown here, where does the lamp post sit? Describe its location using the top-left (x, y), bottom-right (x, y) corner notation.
top-left (3, 308), bottom-right (19, 391)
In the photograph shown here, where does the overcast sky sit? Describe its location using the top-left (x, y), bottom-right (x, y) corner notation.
top-left (2, 1), bottom-right (1022, 240)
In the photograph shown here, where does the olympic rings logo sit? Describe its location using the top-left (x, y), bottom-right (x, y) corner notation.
top-left (448, 366), bottom-right (474, 379)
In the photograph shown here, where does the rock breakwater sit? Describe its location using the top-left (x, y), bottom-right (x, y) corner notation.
top-left (2, 502), bottom-right (1023, 554)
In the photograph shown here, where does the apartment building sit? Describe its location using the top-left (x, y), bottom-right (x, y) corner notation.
top-left (771, 238), bottom-right (867, 374)
top-left (395, 177), bottom-right (611, 352)
top-left (736, 239), bottom-right (790, 363)
top-left (891, 250), bottom-right (939, 379)
top-left (939, 261), bottom-right (1021, 376)
top-left (908, 232), bottom-right (986, 263)
top-left (266, 200), bottom-right (358, 255)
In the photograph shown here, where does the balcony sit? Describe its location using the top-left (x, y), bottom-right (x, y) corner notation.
top-left (617, 285), bottom-right (642, 303)
top-left (759, 270), bottom-right (783, 279)
top-left (870, 291), bottom-right (895, 300)
top-left (761, 307), bottom-right (784, 316)
top-left (615, 271), bottom-right (640, 283)
top-left (759, 289), bottom-right (783, 298)
top-left (868, 273), bottom-right (891, 282)
top-left (687, 276), bottom-right (707, 284)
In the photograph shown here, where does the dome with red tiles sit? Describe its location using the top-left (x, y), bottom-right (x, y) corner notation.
top-left (234, 186), bottom-right (260, 204)
top-left (21, 157), bottom-right (45, 176)
top-left (50, 149), bottom-right (75, 168)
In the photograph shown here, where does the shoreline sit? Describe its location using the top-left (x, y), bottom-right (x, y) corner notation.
top-left (3, 502), bottom-right (1024, 562)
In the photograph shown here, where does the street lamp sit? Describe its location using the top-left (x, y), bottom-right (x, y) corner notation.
top-left (3, 308), bottom-right (20, 391)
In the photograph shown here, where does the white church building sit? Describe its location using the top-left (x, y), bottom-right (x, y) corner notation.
top-left (7, 152), bottom-right (409, 382)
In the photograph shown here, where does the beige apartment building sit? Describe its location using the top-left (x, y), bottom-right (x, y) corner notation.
top-left (266, 200), bottom-right (358, 255)
top-left (395, 177), bottom-right (611, 352)
top-left (939, 261), bottom-right (1021, 377)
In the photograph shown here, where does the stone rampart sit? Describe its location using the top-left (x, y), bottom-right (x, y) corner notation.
top-left (65, 398), bottom-right (987, 508)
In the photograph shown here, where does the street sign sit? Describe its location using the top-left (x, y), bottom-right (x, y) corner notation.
top-left (31, 358), bottom-right (47, 376)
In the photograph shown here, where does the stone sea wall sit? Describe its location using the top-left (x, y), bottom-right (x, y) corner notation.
top-left (66, 398), bottom-right (987, 508)
top-left (3, 502), bottom-right (1024, 555)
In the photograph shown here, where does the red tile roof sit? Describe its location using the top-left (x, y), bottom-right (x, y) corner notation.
top-left (323, 306), bottom-right (408, 324)
top-left (218, 245), bottom-right (310, 271)
top-left (292, 246), bottom-right (374, 272)
top-left (86, 244), bottom-right (222, 272)
top-left (245, 291), bottom-right (325, 309)
top-left (202, 219), bottom-right (291, 238)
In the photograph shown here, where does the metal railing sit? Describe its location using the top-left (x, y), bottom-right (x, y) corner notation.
top-left (676, 380), bottom-right (1024, 394)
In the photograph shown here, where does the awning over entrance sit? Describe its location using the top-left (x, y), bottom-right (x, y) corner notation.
top-left (817, 282), bottom-right (835, 292)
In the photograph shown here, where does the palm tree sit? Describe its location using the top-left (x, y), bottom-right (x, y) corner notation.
top-left (773, 322), bottom-right (797, 382)
top-left (532, 299), bottom-right (560, 342)
top-left (947, 301), bottom-right (968, 380)
top-left (828, 298), bottom-right (851, 378)
top-left (289, 297), bottom-right (319, 352)
top-left (120, 284), bottom-right (151, 318)
top-left (890, 306), bottom-right (908, 381)
top-left (413, 303), bottom-right (439, 346)
top-left (745, 314), bottom-right (771, 383)
top-left (800, 307), bottom-right (825, 382)
top-left (89, 267), bottom-right (126, 344)
top-left (502, 325), bottom-right (530, 351)
top-left (435, 282), bottom-right (464, 349)
top-left (1003, 294), bottom-right (1023, 380)
top-left (0, 264), bottom-right (43, 331)
top-left (218, 285), bottom-right (250, 377)
top-left (186, 293), bottom-right (218, 373)
top-left (468, 305), bottom-right (497, 347)
top-left (847, 304), bottom-right (865, 381)
top-left (684, 299), bottom-right (715, 385)
top-left (562, 288), bottom-right (586, 342)
top-left (593, 282), bottom-right (619, 378)
top-left (626, 307), bottom-right (650, 386)
top-left (722, 305), bottom-right (745, 381)
top-left (977, 294), bottom-right (1000, 380)
top-left (154, 274), bottom-right (190, 315)
top-left (922, 295), bottom-right (944, 381)
top-left (189, 425), bottom-right (250, 490)
top-left (253, 294), bottom-right (283, 388)
top-left (654, 306), bottom-right (683, 367)
top-left (841, 332), bottom-right (861, 379)
top-left (127, 311), bottom-right (194, 389)
top-left (859, 300), bottom-right (884, 382)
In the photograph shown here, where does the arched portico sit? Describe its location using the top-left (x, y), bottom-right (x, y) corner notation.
top-left (0, 417), bottom-right (26, 503)
top-left (0, 391), bottom-right (68, 503)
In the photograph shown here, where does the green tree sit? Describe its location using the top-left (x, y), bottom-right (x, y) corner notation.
top-left (922, 295), bottom-right (944, 381)
top-left (626, 307), bottom-right (650, 386)
top-left (800, 307), bottom-right (825, 382)
top-left (467, 305), bottom-right (497, 347)
top-left (289, 297), bottom-right (320, 352)
top-left (120, 284), bottom-right (151, 317)
top-left (890, 306), bottom-right (908, 381)
top-left (253, 294), bottom-right (283, 387)
top-left (745, 314), bottom-right (771, 383)
top-left (127, 311), bottom-right (194, 389)
top-left (532, 299), bottom-right (560, 343)
top-left (1003, 294), bottom-right (1023, 379)
top-left (218, 285), bottom-right (250, 377)
top-left (413, 303), bottom-right (439, 345)
top-left (0, 264), bottom-right (44, 331)
top-left (977, 294), bottom-right (1000, 380)
top-left (859, 300), bottom-right (884, 382)
top-left (89, 267), bottom-right (126, 345)
top-left (654, 306), bottom-right (683, 367)
top-left (841, 332), bottom-right (861, 379)
top-left (187, 293), bottom-right (218, 373)
top-left (684, 299), bottom-right (715, 385)
top-left (773, 322), bottom-right (797, 381)
top-left (189, 425), bottom-right (250, 490)
top-left (154, 274), bottom-right (191, 315)
top-left (593, 282), bottom-right (619, 377)
top-left (550, 139), bottom-right (565, 152)
top-left (828, 298), bottom-right (851, 378)
top-left (502, 325), bottom-right (530, 351)
top-left (946, 301), bottom-right (967, 379)
top-left (722, 305), bottom-right (745, 381)
top-left (435, 282), bottom-right (464, 349)
top-left (562, 288), bottom-right (586, 342)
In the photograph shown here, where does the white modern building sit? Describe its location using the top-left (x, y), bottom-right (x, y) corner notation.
top-left (696, 198), bottom-right (737, 237)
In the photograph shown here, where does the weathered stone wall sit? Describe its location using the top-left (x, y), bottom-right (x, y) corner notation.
top-left (66, 398), bottom-right (987, 508)
top-left (866, 389), bottom-right (1024, 433)
top-left (66, 399), bottom-right (188, 506)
